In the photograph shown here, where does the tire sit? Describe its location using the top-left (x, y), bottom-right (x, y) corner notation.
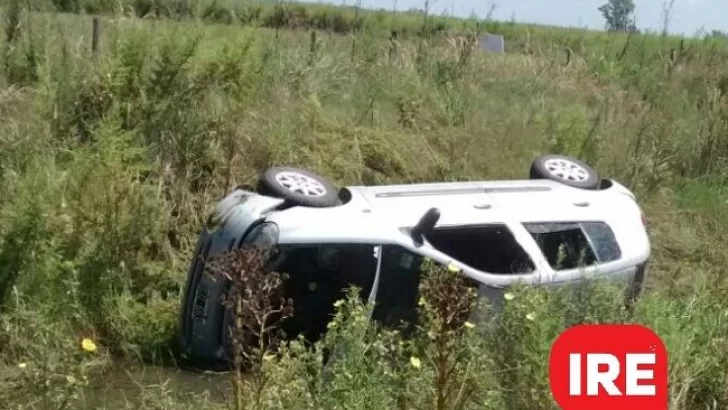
top-left (257, 167), bottom-right (341, 207)
top-left (529, 155), bottom-right (600, 190)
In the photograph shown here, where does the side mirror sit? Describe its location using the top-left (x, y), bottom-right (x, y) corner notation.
top-left (411, 207), bottom-right (441, 246)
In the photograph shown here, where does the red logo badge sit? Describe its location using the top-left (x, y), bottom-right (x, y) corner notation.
top-left (549, 324), bottom-right (668, 410)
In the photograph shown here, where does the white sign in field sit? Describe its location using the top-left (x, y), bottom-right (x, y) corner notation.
top-left (479, 33), bottom-right (505, 53)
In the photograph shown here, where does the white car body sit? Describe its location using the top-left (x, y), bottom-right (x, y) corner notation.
top-left (269, 179), bottom-right (648, 285)
top-left (178, 175), bottom-right (650, 364)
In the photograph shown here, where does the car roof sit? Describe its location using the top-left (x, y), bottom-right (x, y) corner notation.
top-left (266, 178), bottom-right (642, 245)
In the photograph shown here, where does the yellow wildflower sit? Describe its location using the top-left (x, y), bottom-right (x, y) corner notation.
top-left (18, 363), bottom-right (27, 369)
top-left (504, 292), bottom-right (515, 301)
top-left (81, 338), bottom-right (97, 353)
top-left (447, 263), bottom-right (460, 273)
top-left (410, 356), bottom-right (421, 369)
top-left (464, 322), bottom-right (475, 329)
top-left (526, 313), bottom-right (536, 321)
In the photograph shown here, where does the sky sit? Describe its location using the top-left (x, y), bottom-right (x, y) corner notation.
top-left (309, 0), bottom-right (727, 37)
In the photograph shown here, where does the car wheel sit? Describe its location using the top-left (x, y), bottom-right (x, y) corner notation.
top-left (529, 155), bottom-right (600, 190)
top-left (257, 167), bottom-right (341, 207)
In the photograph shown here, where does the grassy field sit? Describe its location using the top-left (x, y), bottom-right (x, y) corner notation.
top-left (2, 1), bottom-right (728, 409)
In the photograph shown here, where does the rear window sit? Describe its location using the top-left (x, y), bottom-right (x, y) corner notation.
top-left (523, 222), bottom-right (621, 270)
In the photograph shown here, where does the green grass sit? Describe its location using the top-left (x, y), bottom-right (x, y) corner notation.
top-left (1, 2), bottom-right (728, 409)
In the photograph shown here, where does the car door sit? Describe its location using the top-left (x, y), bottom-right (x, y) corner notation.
top-left (384, 221), bottom-right (545, 319)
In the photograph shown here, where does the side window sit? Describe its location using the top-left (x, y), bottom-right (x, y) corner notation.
top-left (523, 222), bottom-right (621, 271)
top-left (371, 245), bottom-right (424, 332)
top-left (272, 243), bottom-right (379, 342)
top-left (580, 222), bottom-right (621, 262)
top-left (371, 245), bottom-right (481, 333)
top-left (424, 224), bottom-right (536, 274)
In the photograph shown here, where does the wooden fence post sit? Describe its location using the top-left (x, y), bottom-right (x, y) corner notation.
top-left (92, 17), bottom-right (100, 56)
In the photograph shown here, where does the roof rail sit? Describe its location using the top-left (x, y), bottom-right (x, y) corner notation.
top-left (374, 185), bottom-right (551, 198)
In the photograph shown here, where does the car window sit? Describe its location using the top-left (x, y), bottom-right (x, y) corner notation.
top-left (371, 245), bottom-right (481, 333)
top-left (370, 245), bottom-right (424, 332)
top-left (424, 224), bottom-right (536, 275)
top-left (271, 243), bottom-right (379, 343)
top-left (522, 222), bottom-right (621, 270)
top-left (580, 222), bottom-right (622, 262)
